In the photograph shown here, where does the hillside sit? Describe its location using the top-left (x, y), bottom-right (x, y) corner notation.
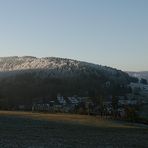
top-left (0, 56), bottom-right (129, 79)
top-left (0, 56), bottom-right (132, 84)
top-left (0, 56), bottom-right (133, 109)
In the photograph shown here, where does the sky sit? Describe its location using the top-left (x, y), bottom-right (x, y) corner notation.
top-left (0, 0), bottom-right (148, 71)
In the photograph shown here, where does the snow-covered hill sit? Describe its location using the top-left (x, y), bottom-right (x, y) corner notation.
top-left (0, 56), bottom-right (80, 71)
top-left (0, 56), bottom-right (113, 72)
top-left (0, 56), bottom-right (129, 81)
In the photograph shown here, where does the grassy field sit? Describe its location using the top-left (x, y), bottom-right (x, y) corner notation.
top-left (0, 111), bottom-right (147, 148)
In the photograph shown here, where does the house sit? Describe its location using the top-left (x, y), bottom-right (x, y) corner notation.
top-left (32, 103), bottom-right (50, 111)
top-left (53, 104), bottom-right (63, 112)
top-left (118, 98), bottom-right (138, 106)
top-left (57, 95), bottom-right (66, 105)
top-left (67, 96), bottom-right (79, 105)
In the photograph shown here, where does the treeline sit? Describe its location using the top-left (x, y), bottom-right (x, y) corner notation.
top-left (0, 70), bottom-right (133, 110)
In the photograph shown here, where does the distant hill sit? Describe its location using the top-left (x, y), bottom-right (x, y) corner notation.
top-left (127, 71), bottom-right (148, 81)
top-left (0, 56), bottom-right (134, 109)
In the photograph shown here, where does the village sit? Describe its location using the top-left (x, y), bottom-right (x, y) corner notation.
top-left (31, 94), bottom-right (142, 119)
top-left (31, 80), bottom-right (148, 120)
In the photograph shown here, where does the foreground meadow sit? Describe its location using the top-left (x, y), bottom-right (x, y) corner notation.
top-left (0, 111), bottom-right (147, 148)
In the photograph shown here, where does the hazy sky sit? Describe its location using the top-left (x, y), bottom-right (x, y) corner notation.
top-left (0, 0), bottom-right (148, 71)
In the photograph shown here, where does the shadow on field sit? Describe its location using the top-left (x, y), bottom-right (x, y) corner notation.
top-left (0, 113), bottom-right (148, 148)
